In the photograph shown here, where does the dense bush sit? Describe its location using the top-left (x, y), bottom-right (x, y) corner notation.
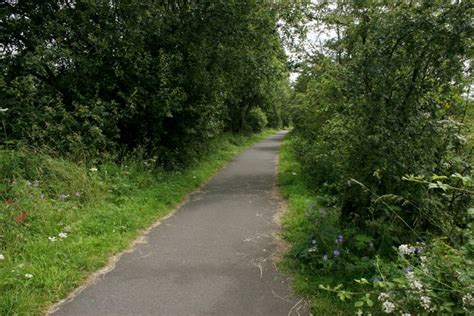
top-left (0, 1), bottom-right (290, 166)
top-left (280, 1), bottom-right (473, 313)
top-left (244, 108), bottom-right (268, 133)
top-left (290, 1), bottom-right (473, 245)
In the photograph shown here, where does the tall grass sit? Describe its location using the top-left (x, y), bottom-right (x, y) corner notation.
top-left (0, 130), bottom-right (275, 315)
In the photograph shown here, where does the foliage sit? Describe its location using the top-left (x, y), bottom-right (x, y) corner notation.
top-left (0, 1), bottom-right (289, 166)
top-left (288, 0), bottom-right (473, 245)
top-left (243, 108), bottom-right (268, 133)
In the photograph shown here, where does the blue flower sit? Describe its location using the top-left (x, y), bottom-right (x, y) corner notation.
top-left (368, 242), bottom-right (374, 248)
top-left (311, 239), bottom-right (317, 245)
top-left (371, 276), bottom-right (380, 283)
top-left (323, 254), bottom-right (328, 261)
top-left (405, 265), bottom-right (412, 274)
top-left (333, 249), bottom-right (340, 257)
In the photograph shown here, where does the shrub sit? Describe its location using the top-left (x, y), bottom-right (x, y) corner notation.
top-left (244, 108), bottom-right (268, 133)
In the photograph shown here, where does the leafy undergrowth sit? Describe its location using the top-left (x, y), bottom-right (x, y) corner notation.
top-left (278, 135), bottom-right (359, 315)
top-left (0, 130), bottom-right (275, 315)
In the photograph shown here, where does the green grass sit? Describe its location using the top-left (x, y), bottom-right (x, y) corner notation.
top-left (0, 130), bottom-right (275, 315)
top-left (277, 134), bottom-right (355, 315)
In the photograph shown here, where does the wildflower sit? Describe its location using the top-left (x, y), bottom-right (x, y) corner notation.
top-left (48, 236), bottom-right (57, 242)
top-left (368, 242), bottom-right (374, 248)
top-left (382, 301), bottom-right (396, 313)
top-left (420, 296), bottom-right (431, 310)
top-left (335, 235), bottom-right (344, 244)
top-left (33, 180), bottom-right (40, 187)
top-left (311, 239), bottom-right (317, 245)
top-left (26, 180), bottom-right (32, 186)
top-left (58, 232), bottom-right (68, 239)
top-left (75, 191), bottom-right (81, 197)
top-left (405, 265), bottom-right (412, 274)
top-left (40, 193), bottom-right (45, 199)
top-left (323, 254), bottom-right (328, 261)
top-left (89, 167), bottom-right (98, 172)
top-left (24, 273), bottom-right (33, 279)
top-left (333, 249), bottom-right (340, 257)
top-left (406, 272), bottom-right (423, 290)
top-left (378, 292), bottom-right (390, 302)
top-left (0, 254), bottom-right (4, 260)
top-left (398, 244), bottom-right (415, 255)
top-left (59, 194), bottom-right (69, 201)
top-left (463, 294), bottom-right (473, 307)
top-left (401, 313), bottom-right (411, 316)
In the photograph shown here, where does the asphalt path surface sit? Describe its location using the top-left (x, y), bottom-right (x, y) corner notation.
top-left (52, 131), bottom-right (306, 316)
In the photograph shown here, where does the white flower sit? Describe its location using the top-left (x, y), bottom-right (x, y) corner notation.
top-left (398, 244), bottom-right (415, 255)
top-left (420, 296), bottom-right (431, 310)
top-left (463, 293), bottom-right (473, 307)
top-left (406, 272), bottom-right (423, 291)
top-left (382, 301), bottom-right (396, 313)
top-left (291, 172), bottom-right (297, 175)
top-left (24, 273), bottom-right (33, 279)
top-left (401, 313), bottom-right (411, 316)
top-left (48, 236), bottom-right (57, 242)
top-left (378, 292), bottom-right (390, 302)
top-left (89, 167), bottom-right (98, 172)
top-left (0, 254), bottom-right (4, 260)
top-left (356, 309), bottom-right (363, 316)
top-left (58, 232), bottom-right (68, 239)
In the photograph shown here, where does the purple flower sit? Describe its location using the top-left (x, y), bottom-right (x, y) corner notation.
top-left (311, 239), bottom-right (317, 245)
top-left (368, 242), bottom-right (374, 248)
top-left (333, 249), bottom-right (340, 257)
top-left (59, 194), bottom-right (69, 201)
top-left (323, 254), bottom-right (328, 261)
top-left (33, 180), bottom-right (40, 187)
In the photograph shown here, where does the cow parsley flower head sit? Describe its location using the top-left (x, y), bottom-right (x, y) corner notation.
top-left (58, 232), bottom-right (68, 239)
top-left (48, 236), bottom-right (57, 242)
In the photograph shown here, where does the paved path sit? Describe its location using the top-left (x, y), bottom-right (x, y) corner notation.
top-left (53, 131), bottom-right (305, 316)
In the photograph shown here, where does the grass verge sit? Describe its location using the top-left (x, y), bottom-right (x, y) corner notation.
top-left (0, 130), bottom-right (275, 315)
top-left (277, 134), bottom-right (355, 315)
